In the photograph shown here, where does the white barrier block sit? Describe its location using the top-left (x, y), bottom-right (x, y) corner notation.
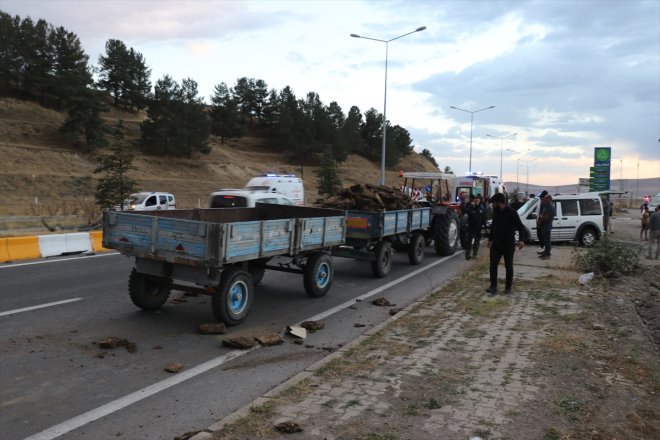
top-left (38, 234), bottom-right (69, 257)
top-left (65, 232), bottom-right (93, 254)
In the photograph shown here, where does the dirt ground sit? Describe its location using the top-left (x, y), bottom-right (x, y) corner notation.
top-left (188, 214), bottom-right (659, 440)
top-left (0, 97), bottom-right (438, 219)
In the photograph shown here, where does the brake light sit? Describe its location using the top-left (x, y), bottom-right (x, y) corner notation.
top-left (223, 196), bottom-right (235, 199)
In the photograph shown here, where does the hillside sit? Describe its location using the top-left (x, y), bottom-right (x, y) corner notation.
top-left (0, 98), bottom-right (440, 218)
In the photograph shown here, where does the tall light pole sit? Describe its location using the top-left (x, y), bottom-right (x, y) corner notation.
top-left (351, 26), bottom-right (427, 186)
top-left (450, 105), bottom-right (495, 173)
top-left (506, 148), bottom-right (530, 191)
top-left (521, 158), bottom-right (537, 195)
top-left (487, 132), bottom-right (517, 179)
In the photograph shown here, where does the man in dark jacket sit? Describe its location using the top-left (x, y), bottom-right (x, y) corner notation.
top-left (537, 194), bottom-right (555, 259)
top-left (465, 195), bottom-right (486, 260)
top-left (487, 193), bottom-right (526, 294)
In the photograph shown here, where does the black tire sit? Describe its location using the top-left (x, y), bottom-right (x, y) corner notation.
top-left (407, 232), bottom-right (425, 265)
top-left (303, 252), bottom-right (334, 298)
top-left (433, 210), bottom-right (460, 256)
top-left (248, 260), bottom-right (267, 285)
top-left (213, 267), bottom-right (254, 326)
top-left (578, 227), bottom-right (598, 247)
top-left (128, 268), bottom-right (171, 311)
top-left (371, 241), bottom-right (393, 278)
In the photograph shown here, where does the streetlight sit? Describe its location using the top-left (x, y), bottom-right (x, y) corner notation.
top-left (486, 132), bottom-right (517, 180)
top-left (450, 105), bottom-right (495, 173)
top-left (351, 26), bottom-right (427, 186)
top-left (506, 147), bottom-right (531, 191)
top-left (520, 158), bottom-right (537, 195)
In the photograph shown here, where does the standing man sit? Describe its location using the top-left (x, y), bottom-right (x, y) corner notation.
top-left (536, 190), bottom-right (549, 253)
top-left (510, 195), bottom-right (523, 210)
top-left (487, 193), bottom-right (526, 295)
top-left (465, 195), bottom-right (486, 260)
top-left (647, 206), bottom-right (660, 260)
top-left (538, 194), bottom-right (554, 259)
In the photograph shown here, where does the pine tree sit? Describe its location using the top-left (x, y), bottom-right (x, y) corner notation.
top-left (140, 76), bottom-right (211, 157)
top-left (97, 39), bottom-right (151, 110)
top-left (59, 88), bottom-right (108, 152)
top-left (315, 148), bottom-right (342, 196)
top-left (210, 82), bottom-right (243, 143)
top-left (94, 121), bottom-right (139, 210)
top-left (421, 148), bottom-right (439, 168)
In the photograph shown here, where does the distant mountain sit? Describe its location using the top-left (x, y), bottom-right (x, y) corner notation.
top-left (505, 178), bottom-right (659, 200)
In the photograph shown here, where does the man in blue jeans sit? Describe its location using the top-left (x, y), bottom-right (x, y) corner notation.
top-left (487, 193), bottom-right (526, 295)
top-left (538, 194), bottom-right (554, 259)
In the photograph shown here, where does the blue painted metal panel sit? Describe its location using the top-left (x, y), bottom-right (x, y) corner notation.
top-left (323, 216), bottom-right (345, 246)
top-left (155, 217), bottom-right (208, 259)
top-left (396, 211), bottom-right (408, 233)
top-left (225, 221), bottom-right (261, 261)
top-left (261, 219), bottom-right (294, 255)
top-left (107, 213), bottom-right (153, 250)
top-left (301, 218), bottom-right (326, 248)
top-left (345, 211), bottom-right (381, 240)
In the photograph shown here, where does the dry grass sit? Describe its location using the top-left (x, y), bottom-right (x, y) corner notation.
top-left (0, 97), bottom-right (440, 218)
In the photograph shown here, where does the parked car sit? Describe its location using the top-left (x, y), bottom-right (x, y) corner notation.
top-left (208, 189), bottom-right (293, 208)
top-left (516, 192), bottom-right (604, 246)
top-left (648, 192), bottom-right (660, 212)
top-left (125, 192), bottom-right (176, 211)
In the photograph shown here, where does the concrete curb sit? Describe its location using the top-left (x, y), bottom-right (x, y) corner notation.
top-left (0, 230), bottom-right (110, 263)
top-left (189, 294), bottom-right (420, 439)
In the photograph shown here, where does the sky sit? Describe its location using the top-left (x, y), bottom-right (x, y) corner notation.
top-left (3, 0), bottom-right (659, 188)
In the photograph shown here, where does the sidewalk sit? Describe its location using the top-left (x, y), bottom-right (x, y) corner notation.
top-left (185, 245), bottom-right (592, 440)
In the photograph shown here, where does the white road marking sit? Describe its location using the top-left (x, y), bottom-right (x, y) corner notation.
top-left (21, 251), bottom-right (460, 440)
top-left (0, 252), bottom-right (119, 269)
top-left (22, 348), bottom-right (257, 440)
top-left (0, 298), bottom-right (83, 317)
top-left (299, 253), bottom-right (457, 324)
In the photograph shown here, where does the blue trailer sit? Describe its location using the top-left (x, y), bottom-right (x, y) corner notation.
top-left (103, 204), bottom-right (345, 325)
top-left (331, 207), bottom-right (433, 277)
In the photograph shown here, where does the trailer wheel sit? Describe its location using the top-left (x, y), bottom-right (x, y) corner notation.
top-left (128, 268), bottom-right (171, 311)
top-left (407, 232), bottom-right (425, 265)
top-left (248, 259), bottom-right (268, 285)
top-left (303, 252), bottom-right (334, 298)
top-left (213, 267), bottom-right (254, 326)
top-left (371, 241), bottom-right (392, 278)
top-left (433, 211), bottom-right (460, 256)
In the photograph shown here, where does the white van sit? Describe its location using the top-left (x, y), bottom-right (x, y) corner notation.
top-left (244, 174), bottom-right (304, 206)
top-left (208, 189), bottom-right (293, 208)
top-left (128, 192), bottom-right (176, 211)
top-left (516, 193), bottom-right (604, 246)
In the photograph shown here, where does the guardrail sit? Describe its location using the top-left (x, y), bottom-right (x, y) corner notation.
top-left (0, 230), bottom-right (110, 263)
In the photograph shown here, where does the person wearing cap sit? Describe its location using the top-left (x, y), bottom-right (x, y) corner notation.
top-left (487, 192), bottom-right (526, 294)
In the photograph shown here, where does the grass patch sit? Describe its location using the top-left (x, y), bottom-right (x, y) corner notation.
top-left (457, 296), bottom-right (510, 316)
top-left (540, 331), bottom-right (587, 354)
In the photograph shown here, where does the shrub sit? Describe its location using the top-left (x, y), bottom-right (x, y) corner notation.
top-left (573, 238), bottom-right (639, 275)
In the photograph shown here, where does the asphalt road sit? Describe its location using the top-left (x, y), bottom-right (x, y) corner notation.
top-left (0, 248), bottom-right (467, 440)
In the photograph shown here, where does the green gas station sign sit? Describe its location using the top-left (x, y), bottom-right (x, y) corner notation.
top-left (590, 147), bottom-right (611, 192)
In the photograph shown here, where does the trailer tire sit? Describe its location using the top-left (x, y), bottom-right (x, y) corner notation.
top-left (433, 211), bottom-right (460, 256)
top-left (303, 252), bottom-right (334, 298)
top-left (407, 232), bottom-right (425, 265)
top-left (248, 259), bottom-right (268, 285)
top-left (371, 241), bottom-right (393, 278)
top-left (213, 267), bottom-right (254, 326)
top-left (128, 268), bottom-right (171, 311)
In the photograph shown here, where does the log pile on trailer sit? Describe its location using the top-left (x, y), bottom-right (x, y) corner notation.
top-left (315, 184), bottom-right (419, 211)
